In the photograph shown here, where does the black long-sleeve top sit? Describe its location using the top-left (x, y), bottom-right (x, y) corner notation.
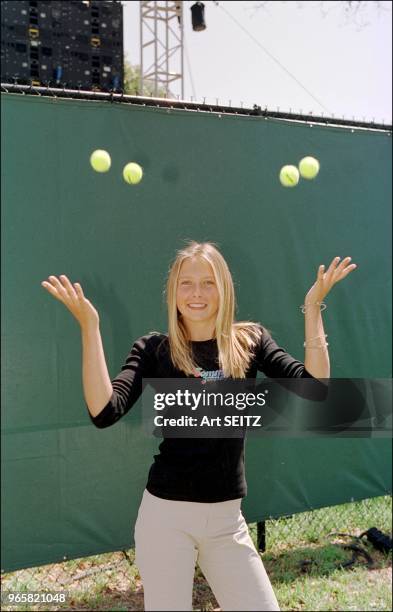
top-left (88, 326), bottom-right (313, 502)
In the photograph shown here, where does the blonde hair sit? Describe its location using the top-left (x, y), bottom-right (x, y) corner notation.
top-left (165, 240), bottom-right (266, 379)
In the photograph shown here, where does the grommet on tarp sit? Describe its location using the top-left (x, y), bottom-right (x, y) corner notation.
top-left (191, 2), bottom-right (206, 31)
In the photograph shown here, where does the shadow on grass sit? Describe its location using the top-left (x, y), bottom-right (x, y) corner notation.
top-left (261, 542), bottom-right (392, 585)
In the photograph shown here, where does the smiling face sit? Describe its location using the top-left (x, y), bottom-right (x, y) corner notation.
top-left (176, 256), bottom-right (220, 339)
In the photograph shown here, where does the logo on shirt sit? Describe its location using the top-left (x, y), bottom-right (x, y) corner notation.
top-left (194, 367), bottom-right (226, 384)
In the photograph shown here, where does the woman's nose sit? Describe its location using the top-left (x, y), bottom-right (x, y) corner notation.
top-left (191, 283), bottom-right (203, 297)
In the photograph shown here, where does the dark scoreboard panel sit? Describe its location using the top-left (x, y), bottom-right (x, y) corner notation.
top-left (1, 0), bottom-right (123, 91)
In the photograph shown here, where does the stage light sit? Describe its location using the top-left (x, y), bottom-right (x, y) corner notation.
top-left (191, 2), bottom-right (206, 32)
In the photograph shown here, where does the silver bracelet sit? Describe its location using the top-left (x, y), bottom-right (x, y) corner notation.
top-left (300, 301), bottom-right (327, 314)
top-left (304, 342), bottom-right (329, 349)
top-left (307, 333), bottom-right (328, 342)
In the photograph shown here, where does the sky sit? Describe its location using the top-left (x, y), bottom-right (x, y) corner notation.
top-left (121, 0), bottom-right (392, 124)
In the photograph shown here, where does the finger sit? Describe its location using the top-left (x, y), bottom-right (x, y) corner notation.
top-left (46, 275), bottom-right (69, 301)
top-left (41, 280), bottom-right (59, 295)
top-left (74, 282), bottom-right (85, 298)
top-left (337, 263), bottom-right (357, 280)
top-left (317, 264), bottom-right (325, 279)
top-left (325, 257), bottom-right (340, 283)
top-left (336, 256), bottom-right (352, 273)
top-left (334, 257), bottom-right (355, 280)
top-left (59, 274), bottom-right (78, 301)
top-left (327, 256), bottom-right (340, 271)
top-left (41, 277), bottom-right (65, 302)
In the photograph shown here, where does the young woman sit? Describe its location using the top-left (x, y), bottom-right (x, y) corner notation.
top-left (41, 241), bottom-right (356, 611)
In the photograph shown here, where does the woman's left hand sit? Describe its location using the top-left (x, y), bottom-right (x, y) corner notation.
top-left (305, 256), bottom-right (357, 304)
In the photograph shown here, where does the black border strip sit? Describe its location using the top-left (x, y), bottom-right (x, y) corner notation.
top-left (1, 82), bottom-right (391, 132)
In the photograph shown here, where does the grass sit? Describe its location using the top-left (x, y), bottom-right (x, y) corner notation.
top-left (1, 496), bottom-right (391, 611)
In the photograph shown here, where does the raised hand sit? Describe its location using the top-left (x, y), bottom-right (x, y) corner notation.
top-left (41, 275), bottom-right (99, 330)
top-left (305, 256), bottom-right (357, 305)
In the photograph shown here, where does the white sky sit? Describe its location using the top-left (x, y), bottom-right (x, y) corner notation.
top-left (122, 0), bottom-right (392, 124)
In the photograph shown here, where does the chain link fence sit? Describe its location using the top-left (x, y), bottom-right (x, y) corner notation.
top-left (2, 495), bottom-right (391, 611)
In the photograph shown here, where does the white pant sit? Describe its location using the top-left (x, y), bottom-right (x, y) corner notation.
top-left (134, 489), bottom-right (281, 611)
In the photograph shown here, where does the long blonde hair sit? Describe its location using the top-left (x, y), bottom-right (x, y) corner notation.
top-left (165, 240), bottom-right (266, 378)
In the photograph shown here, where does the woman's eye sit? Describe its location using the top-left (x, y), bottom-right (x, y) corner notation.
top-left (179, 280), bottom-right (214, 287)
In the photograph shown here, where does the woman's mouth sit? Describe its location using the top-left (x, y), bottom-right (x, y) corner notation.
top-left (187, 303), bottom-right (207, 310)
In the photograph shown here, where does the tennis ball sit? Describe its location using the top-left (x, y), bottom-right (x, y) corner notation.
top-left (90, 149), bottom-right (111, 172)
top-left (299, 156), bottom-right (320, 179)
top-left (279, 165), bottom-right (300, 187)
top-left (123, 162), bottom-right (143, 185)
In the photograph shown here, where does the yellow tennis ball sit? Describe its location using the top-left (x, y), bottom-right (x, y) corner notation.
top-left (279, 165), bottom-right (299, 187)
top-left (123, 162), bottom-right (143, 185)
top-left (299, 156), bottom-right (320, 179)
top-left (90, 149), bottom-right (111, 172)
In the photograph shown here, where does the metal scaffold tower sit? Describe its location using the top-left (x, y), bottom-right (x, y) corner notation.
top-left (140, 1), bottom-right (184, 98)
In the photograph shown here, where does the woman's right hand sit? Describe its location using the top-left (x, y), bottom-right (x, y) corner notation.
top-left (41, 275), bottom-right (99, 330)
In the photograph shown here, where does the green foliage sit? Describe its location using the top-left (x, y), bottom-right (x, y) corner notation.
top-left (123, 57), bottom-right (173, 98)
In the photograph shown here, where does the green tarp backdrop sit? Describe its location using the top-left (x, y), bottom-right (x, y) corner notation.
top-left (1, 93), bottom-right (391, 572)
